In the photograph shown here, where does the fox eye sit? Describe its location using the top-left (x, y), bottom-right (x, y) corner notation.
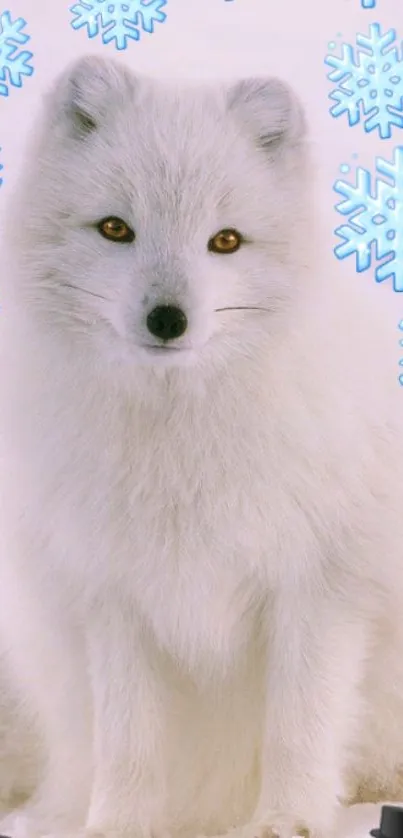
top-left (208, 228), bottom-right (242, 254)
top-left (97, 217), bottom-right (135, 243)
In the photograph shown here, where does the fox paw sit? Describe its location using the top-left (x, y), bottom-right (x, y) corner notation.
top-left (0, 809), bottom-right (85, 838)
top-left (198, 810), bottom-right (337, 838)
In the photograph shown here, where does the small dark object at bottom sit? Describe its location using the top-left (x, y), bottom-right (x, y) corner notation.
top-left (370, 805), bottom-right (403, 838)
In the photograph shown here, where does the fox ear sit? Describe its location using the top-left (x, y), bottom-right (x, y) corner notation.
top-left (48, 55), bottom-right (134, 138)
top-left (227, 77), bottom-right (306, 149)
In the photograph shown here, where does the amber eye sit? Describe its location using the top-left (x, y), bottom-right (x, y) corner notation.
top-left (98, 216), bottom-right (135, 243)
top-left (208, 228), bottom-right (242, 254)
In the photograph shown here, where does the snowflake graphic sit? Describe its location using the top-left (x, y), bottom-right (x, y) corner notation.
top-left (69, 0), bottom-right (167, 50)
top-left (333, 147), bottom-right (403, 292)
top-left (0, 10), bottom-right (34, 97)
top-left (325, 23), bottom-right (403, 139)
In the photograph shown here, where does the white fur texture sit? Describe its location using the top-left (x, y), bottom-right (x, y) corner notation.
top-left (0, 56), bottom-right (403, 838)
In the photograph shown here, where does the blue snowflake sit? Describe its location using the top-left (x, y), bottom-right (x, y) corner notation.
top-left (325, 24), bottom-right (403, 139)
top-left (0, 10), bottom-right (34, 97)
top-left (69, 0), bottom-right (167, 50)
top-left (334, 147), bottom-right (403, 292)
top-left (361, 0), bottom-right (376, 7)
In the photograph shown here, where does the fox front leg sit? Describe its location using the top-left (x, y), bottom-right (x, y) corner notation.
top-left (84, 601), bottom-right (168, 838)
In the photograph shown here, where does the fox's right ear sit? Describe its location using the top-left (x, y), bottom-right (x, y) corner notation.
top-left (46, 55), bottom-right (135, 138)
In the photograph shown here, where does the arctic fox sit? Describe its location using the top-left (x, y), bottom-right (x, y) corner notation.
top-left (1, 55), bottom-right (403, 838)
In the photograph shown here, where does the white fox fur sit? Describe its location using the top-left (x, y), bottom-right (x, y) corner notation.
top-left (0, 56), bottom-right (403, 838)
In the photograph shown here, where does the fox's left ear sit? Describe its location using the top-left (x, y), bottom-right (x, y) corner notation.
top-left (227, 77), bottom-right (306, 149)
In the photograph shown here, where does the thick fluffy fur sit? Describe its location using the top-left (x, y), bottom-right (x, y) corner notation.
top-left (1, 57), bottom-right (403, 838)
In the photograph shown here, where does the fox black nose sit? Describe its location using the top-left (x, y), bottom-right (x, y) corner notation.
top-left (146, 305), bottom-right (188, 341)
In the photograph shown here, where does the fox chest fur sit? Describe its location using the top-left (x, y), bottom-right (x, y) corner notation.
top-left (3, 360), bottom-right (329, 671)
top-left (63, 393), bottom-right (281, 665)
